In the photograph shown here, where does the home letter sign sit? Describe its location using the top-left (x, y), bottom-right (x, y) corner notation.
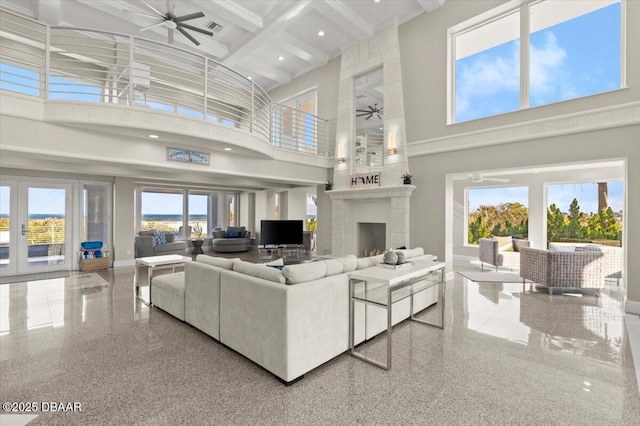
top-left (350, 172), bottom-right (380, 189)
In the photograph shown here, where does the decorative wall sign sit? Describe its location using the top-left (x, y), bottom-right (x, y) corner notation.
top-left (350, 172), bottom-right (380, 189)
top-left (167, 147), bottom-right (210, 165)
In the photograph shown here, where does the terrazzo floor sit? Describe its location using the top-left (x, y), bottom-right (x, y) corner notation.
top-left (1, 259), bottom-right (639, 425)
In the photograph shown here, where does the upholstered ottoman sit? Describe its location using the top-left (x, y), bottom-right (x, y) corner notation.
top-left (151, 272), bottom-right (185, 320)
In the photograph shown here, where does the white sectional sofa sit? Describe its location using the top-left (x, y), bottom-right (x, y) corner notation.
top-left (158, 248), bottom-right (439, 384)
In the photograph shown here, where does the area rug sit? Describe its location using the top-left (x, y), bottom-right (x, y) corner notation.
top-left (457, 271), bottom-right (523, 283)
top-left (0, 270), bottom-right (70, 285)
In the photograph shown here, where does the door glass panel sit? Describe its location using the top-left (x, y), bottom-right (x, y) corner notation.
top-left (28, 187), bottom-right (66, 267)
top-left (83, 183), bottom-right (111, 245)
top-left (188, 193), bottom-right (209, 238)
top-left (0, 186), bottom-right (9, 270)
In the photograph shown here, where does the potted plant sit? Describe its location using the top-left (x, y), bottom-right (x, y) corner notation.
top-left (325, 181), bottom-right (333, 191)
top-left (401, 173), bottom-right (413, 185)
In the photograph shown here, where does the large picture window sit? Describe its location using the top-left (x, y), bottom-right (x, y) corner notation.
top-left (467, 186), bottom-right (529, 245)
top-left (451, 0), bottom-right (622, 123)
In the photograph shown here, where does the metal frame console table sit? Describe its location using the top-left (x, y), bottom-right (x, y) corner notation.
top-left (349, 260), bottom-right (446, 371)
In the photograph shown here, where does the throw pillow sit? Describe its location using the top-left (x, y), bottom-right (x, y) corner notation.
top-left (153, 231), bottom-right (167, 245)
top-left (225, 230), bottom-right (242, 238)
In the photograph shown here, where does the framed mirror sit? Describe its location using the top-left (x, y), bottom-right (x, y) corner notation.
top-left (354, 67), bottom-right (383, 168)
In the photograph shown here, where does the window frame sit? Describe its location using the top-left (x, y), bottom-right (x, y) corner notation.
top-left (447, 0), bottom-right (626, 125)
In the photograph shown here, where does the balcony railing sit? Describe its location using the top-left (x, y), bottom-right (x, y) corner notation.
top-left (0, 9), bottom-right (327, 157)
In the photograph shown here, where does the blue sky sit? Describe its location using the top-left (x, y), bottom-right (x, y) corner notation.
top-left (469, 181), bottom-right (624, 214)
top-left (456, 2), bottom-right (620, 122)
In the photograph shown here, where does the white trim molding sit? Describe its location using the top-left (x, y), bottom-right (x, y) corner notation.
top-left (408, 101), bottom-right (640, 157)
top-left (627, 300), bottom-right (640, 315)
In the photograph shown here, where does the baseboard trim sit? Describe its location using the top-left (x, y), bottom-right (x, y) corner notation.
top-left (113, 259), bottom-right (136, 268)
top-left (626, 300), bottom-right (640, 315)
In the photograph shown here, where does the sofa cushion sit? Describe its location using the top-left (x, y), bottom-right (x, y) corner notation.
top-left (282, 262), bottom-right (328, 284)
top-left (494, 236), bottom-right (512, 251)
top-left (151, 272), bottom-right (185, 297)
top-left (139, 230), bottom-right (156, 237)
top-left (197, 255), bottom-right (238, 270)
top-left (512, 238), bottom-right (530, 252)
top-left (549, 243), bottom-right (575, 252)
top-left (226, 226), bottom-right (246, 238)
top-left (153, 231), bottom-right (167, 245)
top-left (233, 261), bottom-right (286, 284)
top-left (337, 255), bottom-right (358, 273)
top-left (399, 247), bottom-right (424, 259)
top-left (322, 259), bottom-right (345, 276)
top-left (356, 257), bottom-right (378, 270)
top-left (154, 241), bottom-right (185, 253)
top-left (212, 229), bottom-right (226, 239)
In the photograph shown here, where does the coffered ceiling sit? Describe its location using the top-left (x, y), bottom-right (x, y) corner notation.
top-left (1, 0), bottom-right (446, 91)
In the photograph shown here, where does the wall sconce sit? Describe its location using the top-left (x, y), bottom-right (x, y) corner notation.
top-left (388, 131), bottom-right (397, 155)
top-left (337, 141), bottom-right (346, 163)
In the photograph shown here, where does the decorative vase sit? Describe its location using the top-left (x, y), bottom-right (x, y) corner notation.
top-left (396, 251), bottom-right (406, 264)
top-left (403, 178), bottom-right (412, 185)
top-left (383, 249), bottom-right (398, 265)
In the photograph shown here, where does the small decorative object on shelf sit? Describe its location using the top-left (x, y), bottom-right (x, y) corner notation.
top-left (383, 248), bottom-right (398, 265)
top-left (401, 172), bottom-right (413, 185)
top-left (325, 181), bottom-right (333, 191)
top-left (396, 251), bottom-right (406, 264)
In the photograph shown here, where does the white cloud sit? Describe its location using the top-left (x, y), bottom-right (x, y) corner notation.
top-left (530, 31), bottom-right (569, 103)
top-left (456, 43), bottom-right (520, 118)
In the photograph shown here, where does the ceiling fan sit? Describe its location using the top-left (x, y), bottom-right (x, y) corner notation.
top-left (128, 1), bottom-right (213, 46)
top-left (356, 103), bottom-right (383, 120)
top-left (467, 174), bottom-right (511, 183)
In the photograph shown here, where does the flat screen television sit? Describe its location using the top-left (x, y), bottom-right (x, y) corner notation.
top-left (260, 220), bottom-right (303, 246)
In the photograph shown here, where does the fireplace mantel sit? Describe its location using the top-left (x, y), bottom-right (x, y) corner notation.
top-left (327, 185), bottom-right (415, 201)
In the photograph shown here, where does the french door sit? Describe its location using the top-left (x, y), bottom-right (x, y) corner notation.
top-left (0, 179), bottom-right (74, 275)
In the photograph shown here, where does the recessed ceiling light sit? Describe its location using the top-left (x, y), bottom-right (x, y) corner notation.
top-left (277, 56), bottom-right (284, 61)
top-left (148, 134), bottom-right (159, 139)
top-left (224, 147), bottom-right (232, 151)
top-left (318, 30), bottom-right (325, 37)
top-left (374, 0), bottom-right (381, 3)
top-left (247, 76), bottom-right (252, 80)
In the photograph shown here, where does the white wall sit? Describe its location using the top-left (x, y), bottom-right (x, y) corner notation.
top-left (113, 176), bottom-right (135, 266)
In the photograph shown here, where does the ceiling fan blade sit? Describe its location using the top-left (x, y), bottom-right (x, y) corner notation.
top-left (168, 27), bottom-right (174, 44)
top-left (141, 0), bottom-right (166, 18)
top-left (368, 105), bottom-right (376, 111)
top-left (365, 115), bottom-right (372, 120)
top-left (356, 109), bottom-right (371, 113)
top-left (140, 21), bottom-right (167, 31)
top-left (174, 11), bottom-right (205, 23)
top-left (178, 22), bottom-right (213, 36)
top-left (177, 25), bottom-right (200, 46)
top-left (376, 114), bottom-right (381, 119)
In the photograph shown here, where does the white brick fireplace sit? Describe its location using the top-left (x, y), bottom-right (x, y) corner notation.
top-left (327, 185), bottom-right (414, 257)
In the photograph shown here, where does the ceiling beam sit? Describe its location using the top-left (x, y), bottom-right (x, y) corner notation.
top-left (276, 32), bottom-right (329, 67)
top-left (192, 0), bottom-right (263, 33)
top-left (222, 0), bottom-right (314, 67)
top-left (416, 0), bottom-right (447, 13)
top-left (35, 0), bottom-right (63, 25)
top-left (314, 0), bottom-right (374, 41)
top-left (234, 63), bottom-right (292, 86)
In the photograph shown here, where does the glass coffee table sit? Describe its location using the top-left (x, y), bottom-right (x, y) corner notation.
top-left (349, 259), bottom-right (446, 371)
top-left (134, 255), bottom-right (191, 305)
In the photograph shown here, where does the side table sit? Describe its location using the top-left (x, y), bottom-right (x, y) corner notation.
top-left (349, 260), bottom-right (446, 371)
top-left (191, 239), bottom-right (204, 255)
top-left (134, 255), bottom-right (191, 305)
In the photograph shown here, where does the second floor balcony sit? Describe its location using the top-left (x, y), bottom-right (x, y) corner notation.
top-left (0, 9), bottom-right (329, 159)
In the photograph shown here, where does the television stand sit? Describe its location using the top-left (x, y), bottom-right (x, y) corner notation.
top-left (258, 245), bottom-right (305, 263)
